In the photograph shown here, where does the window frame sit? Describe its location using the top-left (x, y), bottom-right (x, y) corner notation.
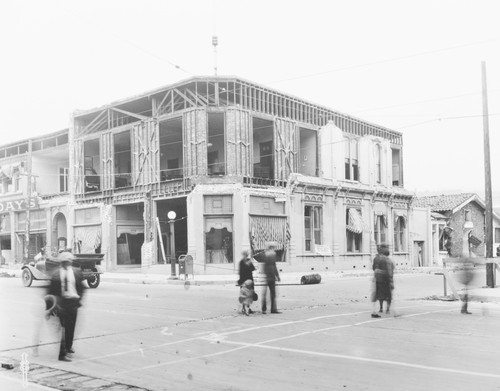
top-left (346, 207), bottom-right (363, 253)
top-left (344, 137), bottom-right (359, 181)
top-left (373, 214), bottom-right (387, 245)
top-left (394, 215), bottom-right (407, 252)
top-left (59, 167), bottom-right (69, 193)
top-left (304, 204), bottom-right (323, 252)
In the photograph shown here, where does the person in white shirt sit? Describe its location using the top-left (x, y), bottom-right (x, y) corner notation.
top-left (47, 251), bottom-right (85, 362)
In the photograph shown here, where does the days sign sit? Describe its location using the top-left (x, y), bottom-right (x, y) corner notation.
top-left (0, 198), bottom-right (39, 213)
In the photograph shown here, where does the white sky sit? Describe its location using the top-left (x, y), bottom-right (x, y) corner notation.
top-left (1, 0), bottom-right (499, 196)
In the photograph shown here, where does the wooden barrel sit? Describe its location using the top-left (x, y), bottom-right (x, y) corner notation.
top-left (300, 273), bottom-right (321, 285)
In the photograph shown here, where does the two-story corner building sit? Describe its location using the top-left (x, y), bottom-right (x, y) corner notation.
top-left (414, 193), bottom-right (500, 266)
top-left (68, 76), bottom-right (415, 274)
top-left (0, 129), bottom-right (70, 265)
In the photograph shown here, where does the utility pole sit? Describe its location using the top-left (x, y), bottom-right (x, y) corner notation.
top-left (23, 140), bottom-right (32, 262)
top-left (481, 61), bottom-right (495, 288)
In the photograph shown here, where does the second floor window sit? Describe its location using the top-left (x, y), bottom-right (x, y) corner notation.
top-left (59, 167), bottom-right (69, 193)
top-left (375, 143), bottom-right (382, 184)
top-left (305, 205), bottom-right (322, 251)
top-left (345, 138), bottom-right (359, 181)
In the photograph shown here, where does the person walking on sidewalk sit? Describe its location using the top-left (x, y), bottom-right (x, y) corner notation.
top-left (371, 243), bottom-right (394, 318)
top-left (237, 250), bottom-right (256, 315)
top-left (47, 251), bottom-right (85, 361)
top-left (262, 242), bottom-right (281, 314)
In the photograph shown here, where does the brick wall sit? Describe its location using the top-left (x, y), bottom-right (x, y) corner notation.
top-left (447, 201), bottom-right (485, 257)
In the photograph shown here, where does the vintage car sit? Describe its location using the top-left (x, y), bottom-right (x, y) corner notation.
top-left (21, 253), bottom-right (104, 289)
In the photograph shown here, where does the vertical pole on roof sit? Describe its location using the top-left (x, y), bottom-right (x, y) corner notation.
top-left (212, 36), bottom-right (218, 76)
top-left (481, 61), bottom-right (495, 288)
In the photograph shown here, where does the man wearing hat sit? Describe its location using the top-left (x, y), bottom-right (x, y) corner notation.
top-left (261, 242), bottom-right (281, 314)
top-left (47, 251), bottom-right (85, 362)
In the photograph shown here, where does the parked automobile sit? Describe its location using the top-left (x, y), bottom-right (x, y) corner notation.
top-left (21, 253), bottom-right (104, 288)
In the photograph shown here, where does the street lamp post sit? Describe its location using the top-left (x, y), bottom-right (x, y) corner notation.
top-left (168, 211), bottom-right (177, 279)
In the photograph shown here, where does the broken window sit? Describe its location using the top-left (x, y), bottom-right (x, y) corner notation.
top-left (346, 208), bottom-right (363, 252)
top-left (84, 138), bottom-right (100, 192)
top-left (394, 215), bottom-right (407, 252)
top-left (159, 117), bottom-right (183, 180)
top-left (114, 130), bottom-right (132, 188)
top-left (345, 138), bottom-right (359, 181)
top-left (299, 128), bottom-right (317, 177)
top-left (207, 113), bottom-right (225, 176)
top-left (305, 205), bottom-right (322, 252)
top-left (253, 118), bottom-right (274, 179)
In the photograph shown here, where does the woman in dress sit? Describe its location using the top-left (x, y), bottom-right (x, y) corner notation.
top-left (371, 243), bottom-right (394, 318)
top-left (238, 250), bottom-right (256, 315)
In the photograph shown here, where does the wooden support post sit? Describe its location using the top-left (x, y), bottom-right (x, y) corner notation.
top-left (156, 217), bottom-right (167, 264)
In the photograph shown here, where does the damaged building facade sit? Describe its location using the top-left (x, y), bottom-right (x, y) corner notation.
top-left (0, 130), bottom-right (70, 265)
top-left (69, 76), bottom-right (415, 274)
top-left (0, 76), bottom-right (418, 272)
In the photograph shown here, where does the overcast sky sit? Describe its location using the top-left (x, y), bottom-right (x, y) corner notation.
top-left (1, 0), bottom-right (499, 196)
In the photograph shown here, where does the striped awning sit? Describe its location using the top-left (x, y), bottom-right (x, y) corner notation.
top-left (347, 208), bottom-right (366, 234)
top-left (250, 216), bottom-right (287, 252)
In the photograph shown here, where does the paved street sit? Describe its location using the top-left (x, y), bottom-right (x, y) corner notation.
top-left (1, 273), bottom-right (500, 391)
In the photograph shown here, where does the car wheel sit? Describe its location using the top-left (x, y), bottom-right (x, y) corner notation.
top-left (22, 269), bottom-right (33, 287)
top-left (87, 270), bottom-right (100, 289)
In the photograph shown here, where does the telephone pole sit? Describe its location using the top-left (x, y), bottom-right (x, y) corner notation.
top-left (481, 61), bottom-right (495, 288)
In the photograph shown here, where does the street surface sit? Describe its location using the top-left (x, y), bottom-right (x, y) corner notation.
top-left (1, 273), bottom-right (500, 391)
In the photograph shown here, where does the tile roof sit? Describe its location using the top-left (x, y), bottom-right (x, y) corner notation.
top-left (413, 193), bottom-right (476, 212)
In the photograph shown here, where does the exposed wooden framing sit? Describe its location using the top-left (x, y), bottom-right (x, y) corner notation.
top-left (110, 107), bottom-right (149, 122)
top-left (214, 81), bottom-right (220, 106)
top-left (81, 109), bottom-right (108, 136)
top-left (173, 88), bottom-right (196, 108)
top-left (155, 90), bottom-right (172, 116)
top-left (185, 88), bottom-right (208, 106)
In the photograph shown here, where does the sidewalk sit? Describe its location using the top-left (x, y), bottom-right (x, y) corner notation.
top-left (2, 264), bottom-right (500, 302)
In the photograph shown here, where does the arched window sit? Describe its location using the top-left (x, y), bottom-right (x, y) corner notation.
top-left (394, 215), bottom-right (406, 252)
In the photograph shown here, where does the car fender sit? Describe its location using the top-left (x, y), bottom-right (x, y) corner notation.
top-left (21, 265), bottom-right (50, 280)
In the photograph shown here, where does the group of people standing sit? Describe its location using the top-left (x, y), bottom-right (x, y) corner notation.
top-left (237, 242), bottom-right (281, 315)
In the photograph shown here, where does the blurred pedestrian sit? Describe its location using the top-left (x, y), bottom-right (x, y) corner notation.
top-left (238, 250), bottom-right (256, 315)
top-left (47, 251), bottom-right (85, 361)
top-left (371, 243), bottom-right (394, 318)
top-left (239, 280), bottom-right (256, 316)
top-left (262, 242), bottom-right (281, 314)
top-left (456, 257), bottom-right (475, 314)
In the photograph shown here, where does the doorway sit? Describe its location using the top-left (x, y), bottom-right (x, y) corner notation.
top-left (414, 241), bottom-right (424, 267)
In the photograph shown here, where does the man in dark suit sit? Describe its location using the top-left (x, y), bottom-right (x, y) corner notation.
top-left (261, 242), bottom-right (281, 314)
top-left (47, 251), bottom-right (85, 362)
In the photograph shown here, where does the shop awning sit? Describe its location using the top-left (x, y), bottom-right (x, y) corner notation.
top-left (347, 208), bottom-right (366, 234)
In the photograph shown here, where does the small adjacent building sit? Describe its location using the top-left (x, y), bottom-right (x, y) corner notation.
top-left (414, 193), bottom-right (500, 266)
